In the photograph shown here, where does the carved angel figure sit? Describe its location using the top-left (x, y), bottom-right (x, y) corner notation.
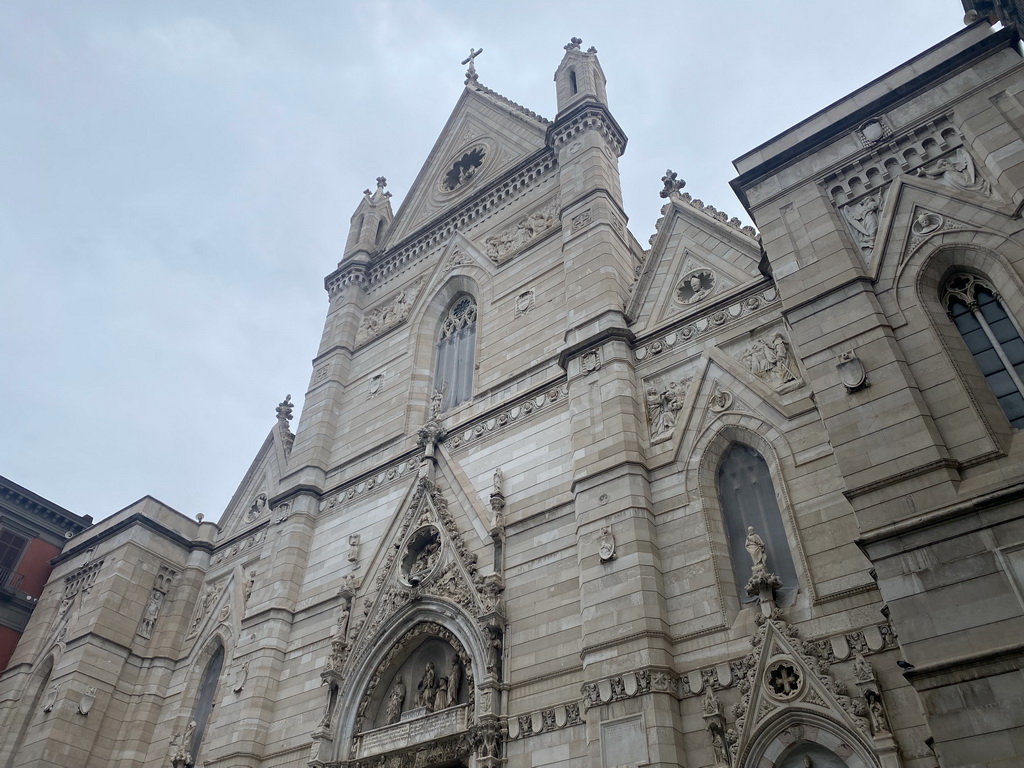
top-left (917, 147), bottom-right (991, 196)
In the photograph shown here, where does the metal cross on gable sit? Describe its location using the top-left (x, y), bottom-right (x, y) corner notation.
top-left (462, 47), bottom-right (483, 82)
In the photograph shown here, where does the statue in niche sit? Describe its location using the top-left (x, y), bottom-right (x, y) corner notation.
top-left (417, 662), bottom-right (437, 710)
top-left (917, 147), bottom-right (991, 196)
top-left (447, 658), bottom-right (461, 706)
top-left (404, 529), bottom-right (442, 586)
top-left (841, 193), bottom-right (881, 254)
top-left (385, 678), bottom-right (405, 725)
top-left (711, 728), bottom-right (730, 766)
top-left (318, 684), bottom-right (339, 729)
top-left (486, 627), bottom-right (503, 673)
top-left (865, 690), bottom-right (890, 735)
top-left (138, 590), bottom-right (163, 639)
top-left (745, 526), bottom-right (767, 568)
top-left (430, 386), bottom-right (445, 420)
top-left (433, 677), bottom-right (450, 710)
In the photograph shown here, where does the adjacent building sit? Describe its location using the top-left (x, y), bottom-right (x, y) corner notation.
top-left (2, 12), bottom-right (1024, 768)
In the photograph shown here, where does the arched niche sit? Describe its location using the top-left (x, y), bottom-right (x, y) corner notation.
top-left (742, 713), bottom-right (879, 768)
top-left (331, 601), bottom-right (490, 767)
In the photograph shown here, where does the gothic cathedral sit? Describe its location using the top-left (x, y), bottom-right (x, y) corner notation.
top-left (4, 16), bottom-right (1024, 768)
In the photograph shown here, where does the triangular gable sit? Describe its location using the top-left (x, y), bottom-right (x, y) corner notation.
top-left (729, 613), bottom-right (876, 767)
top-left (383, 85), bottom-right (550, 248)
top-left (337, 476), bottom-right (504, 678)
top-left (216, 427), bottom-right (288, 537)
top-left (628, 196), bottom-right (762, 333)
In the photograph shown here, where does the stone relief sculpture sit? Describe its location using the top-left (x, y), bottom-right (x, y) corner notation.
top-left (841, 193), bottom-right (881, 255)
top-left (676, 270), bottom-right (715, 305)
top-left (355, 279), bottom-right (425, 346)
top-left (741, 333), bottom-right (797, 388)
top-left (244, 493), bottom-right (267, 523)
top-left (483, 202), bottom-right (559, 263)
top-left (645, 378), bottom-right (689, 442)
top-left (917, 147), bottom-right (992, 196)
top-left (137, 589), bottom-right (163, 639)
top-left (171, 720), bottom-right (197, 768)
top-left (598, 526), bottom-right (616, 562)
top-left (243, 571), bottom-right (256, 605)
top-left (232, 661), bottom-right (249, 693)
top-left (185, 585), bottom-right (219, 640)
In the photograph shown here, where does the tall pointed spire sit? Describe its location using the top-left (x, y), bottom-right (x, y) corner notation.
top-left (553, 37), bottom-right (608, 117)
top-left (341, 176), bottom-right (394, 263)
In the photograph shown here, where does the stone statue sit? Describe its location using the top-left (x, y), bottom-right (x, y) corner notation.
top-left (866, 690), bottom-right (890, 735)
top-left (486, 627), bottom-right (503, 673)
top-left (447, 658), bottom-right (461, 706)
top-left (433, 677), bottom-right (450, 710)
top-left (417, 662), bottom-right (436, 710)
top-left (408, 539), bottom-right (441, 584)
top-left (745, 526), bottom-right (767, 568)
top-left (492, 468), bottom-right (503, 496)
top-left (385, 678), bottom-right (405, 725)
top-left (243, 571), bottom-right (256, 605)
top-left (703, 687), bottom-right (721, 717)
top-left (138, 590), bottom-right (162, 639)
top-left (917, 147), bottom-right (991, 196)
top-left (853, 651), bottom-right (874, 682)
top-left (430, 387), bottom-right (444, 419)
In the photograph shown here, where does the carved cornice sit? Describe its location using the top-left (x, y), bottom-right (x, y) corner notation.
top-left (325, 151), bottom-right (558, 297)
top-left (580, 666), bottom-right (678, 712)
top-left (446, 383), bottom-right (568, 453)
top-left (633, 285), bottom-right (779, 365)
top-left (505, 700), bottom-right (584, 740)
top-left (546, 102), bottom-right (627, 157)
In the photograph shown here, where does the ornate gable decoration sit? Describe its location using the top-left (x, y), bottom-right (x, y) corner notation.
top-left (355, 278), bottom-right (426, 348)
top-left (339, 478), bottom-right (504, 677)
top-left (727, 611), bottom-right (872, 767)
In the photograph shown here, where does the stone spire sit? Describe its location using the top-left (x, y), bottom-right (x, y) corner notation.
top-left (341, 176), bottom-right (394, 263)
top-left (553, 37), bottom-right (608, 117)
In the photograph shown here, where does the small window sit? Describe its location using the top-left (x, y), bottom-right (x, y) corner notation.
top-left (0, 529), bottom-right (28, 589)
top-left (434, 295), bottom-right (477, 411)
top-left (943, 272), bottom-right (1024, 428)
top-left (717, 443), bottom-right (798, 603)
top-left (569, 70), bottom-right (578, 95)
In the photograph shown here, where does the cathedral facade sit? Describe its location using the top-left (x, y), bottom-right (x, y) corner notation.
top-left (3, 17), bottom-right (1024, 768)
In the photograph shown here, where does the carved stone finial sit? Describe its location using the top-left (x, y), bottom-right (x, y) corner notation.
top-left (462, 47), bottom-right (483, 83)
top-left (587, 45), bottom-right (597, 54)
top-left (660, 169), bottom-right (686, 198)
top-left (564, 37), bottom-right (583, 51)
top-left (276, 394), bottom-right (293, 424)
top-left (376, 176), bottom-right (387, 190)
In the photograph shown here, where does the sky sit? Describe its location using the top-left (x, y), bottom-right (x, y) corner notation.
top-left (1, 2), bottom-right (968, 523)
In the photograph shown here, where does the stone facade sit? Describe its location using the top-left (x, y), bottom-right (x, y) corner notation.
top-left (2, 20), bottom-right (1024, 768)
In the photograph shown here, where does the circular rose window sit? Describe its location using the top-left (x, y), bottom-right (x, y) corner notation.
top-left (440, 145), bottom-right (486, 193)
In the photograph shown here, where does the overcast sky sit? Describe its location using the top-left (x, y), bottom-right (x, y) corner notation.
top-left (1, 2), bottom-right (967, 523)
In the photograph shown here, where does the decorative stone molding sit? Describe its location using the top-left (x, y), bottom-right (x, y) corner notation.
top-left (513, 289), bottom-right (534, 318)
top-left (77, 686), bottom-right (96, 716)
top-left (325, 154), bottom-right (557, 296)
top-left (355, 278), bottom-right (425, 348)
top-left (634, 286), bottom-right (779, 364)
top-left (446, 384), bottom-right (567, 452)
top-left (442, 249), bottom-right (473, 274)
top-left (854, 116), bottom-right (893, 147)
top-left (469, 80), bottom-right (550, 125)
top-left (580, 667), bottom-right (678, 711)
top-left (64, 558), bottom-right (104, 600)
top-left (505, 702), bottom-right (584, 740)
top-left (665, 192), bottom-right (758, 239)
top-left (276, 395), bottom-right (295, 456)
top-left (548, 103), bottom-right (627, 157)
top-left (213, 527), bottom-right (267, 565)
top-left (581, 350), bottom-right (601, 374)
top-left (483, 202), bottom-right (559, 264)
top-left (678, 622), bottom-right (898, 699)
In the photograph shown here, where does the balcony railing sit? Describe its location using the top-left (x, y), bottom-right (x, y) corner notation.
top-left (0, 566), bottom-right (24, 595)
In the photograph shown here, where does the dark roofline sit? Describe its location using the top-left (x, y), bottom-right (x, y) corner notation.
top-left (0, 474), bottom-right (93, 531)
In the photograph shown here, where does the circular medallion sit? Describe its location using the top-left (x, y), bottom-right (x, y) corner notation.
top-left (675, 270), bottom-right (716, 305)
top-left (765, 661), bottom-right (802, 700)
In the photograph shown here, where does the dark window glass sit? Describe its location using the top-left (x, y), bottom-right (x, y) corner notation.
top-left (0, 529), bottom-right (28, 572)
top-left (191, 645), bottom-right (224, 760)
top-left (718, 443), bottom-right (798, 604)
top-left (945, 275), bottom-right (1024, 429)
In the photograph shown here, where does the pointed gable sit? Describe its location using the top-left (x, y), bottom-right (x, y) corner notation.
top-left (382, 82), bottom-right (550, 248)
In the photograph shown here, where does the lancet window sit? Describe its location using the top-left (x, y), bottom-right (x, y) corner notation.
top-left (943, 271), bottom-right (1024, 428)
top-left (717, 443), bottom-right (798, 603)
top-left (434, 294), bottom-right (477, 411)
top-left (189, 644), bottom-right (224, 762)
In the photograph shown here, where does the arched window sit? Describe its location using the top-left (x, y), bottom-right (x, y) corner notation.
top-left (189, 644), bottom-right (224, 762)
top-left (943, 271), bottom-right (1024, 428)
top-left (434, 295), bottom-right (477, 411)
top-left (717, 443), bottom-right (798, 604)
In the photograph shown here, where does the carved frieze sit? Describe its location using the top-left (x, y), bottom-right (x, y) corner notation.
top-left (446, 384), bottom-right (567, 452)
top-left (213, 527), bottom-right (267, 565)
top-left (505, 701), bottom-right (584, 740)
top-left (355, 278), bottom-right (425, 348)
top-left (483, 202), bottom-right (559, 264)
top-left (580, 667), bottom-right (676, 712)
